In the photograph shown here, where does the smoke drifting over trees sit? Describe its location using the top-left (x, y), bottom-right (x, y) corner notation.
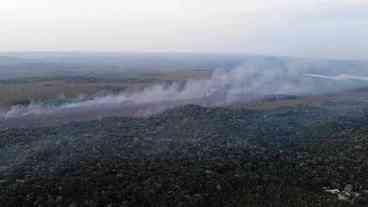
top-left (2, 58), bottom-right (368, 119)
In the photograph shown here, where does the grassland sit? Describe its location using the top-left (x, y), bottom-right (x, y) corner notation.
top-left (0, 69), bottom-right (212, 109)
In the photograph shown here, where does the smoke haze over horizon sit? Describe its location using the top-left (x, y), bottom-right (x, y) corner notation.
top-left (2, 59), bottom-right (368, 120)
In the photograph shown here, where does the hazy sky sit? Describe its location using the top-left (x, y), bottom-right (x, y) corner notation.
top-left (1, 0), bottom-right (367, 59)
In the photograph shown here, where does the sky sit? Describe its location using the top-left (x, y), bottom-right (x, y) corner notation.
top-left (1, 0), bottom-right (367, 60)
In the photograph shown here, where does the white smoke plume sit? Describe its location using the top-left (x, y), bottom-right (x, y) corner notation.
top-left (1, 61), bottom-right (367, 119)
top-left (305, 73), bottom-right (368, 81)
